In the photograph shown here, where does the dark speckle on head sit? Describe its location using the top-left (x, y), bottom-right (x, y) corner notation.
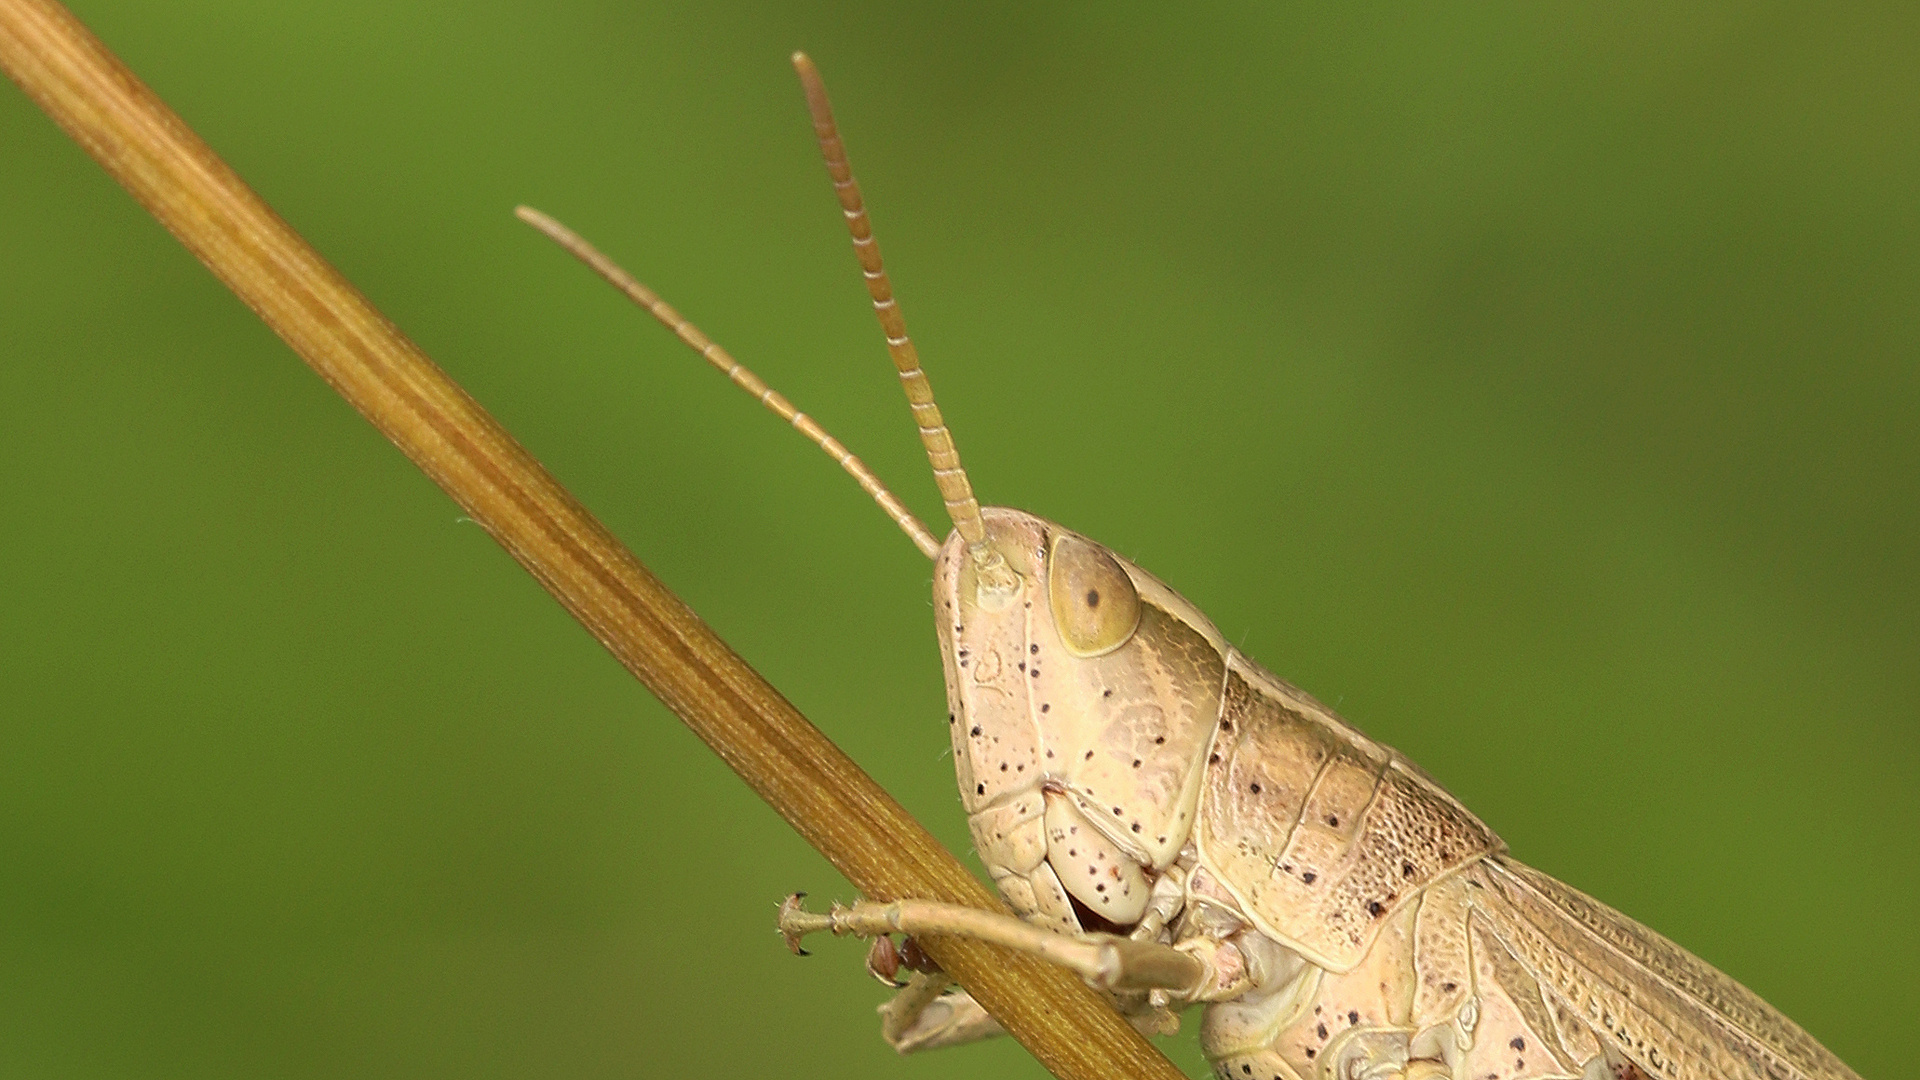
top-left (976, 783), bottom-right (984, 795)
top-left (1510, 1038), bottom-right (1525, 1052)
top-left (1249, 783), bottom-right (1261, 794)
top-left (1154, 735), bottom-right (1165, 744)
top-left (970, 725), bottom-right (981, 737)
top-left (1041, 703), bottom-right (1051, 712)
top-left (1209, 753), bottom-right (1221, 764)
top-left (1367, 900), bottom-right (1385, 918)
top-left (1086, 589), bottom-right (1101, 608)
top-left (1131, 759), bottom-right (1141, 768)
top-left (1347, 1011), bottom-right (1358, 1025)
top-left (1403, 861), bottom-right (1416, 878)
top-left (1131, 823), bottom-right (1141, 833)
top-left (1085, 750), bottom-right (1094, 761)
top-left (1301, 871), bottom-right (1317, 884)
top-left (1327, 815), bottom-right (1339, 827)
top-left (1112, 806), bottom-right (1123, 816)
top-left (1102, 689), bottom-right (1112, 698)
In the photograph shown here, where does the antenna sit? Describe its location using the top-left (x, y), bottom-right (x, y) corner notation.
top-left (515, 204), bottom-right (943, 560)
top-left (791, 52), bottom-right (1016, 593)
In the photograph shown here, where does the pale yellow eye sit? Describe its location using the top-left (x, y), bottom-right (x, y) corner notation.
top-left (1048, 534), bottom-right (1141, 657)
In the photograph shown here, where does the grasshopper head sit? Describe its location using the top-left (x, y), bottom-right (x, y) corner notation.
top-left (935, 509), bottom-right (1230, 930)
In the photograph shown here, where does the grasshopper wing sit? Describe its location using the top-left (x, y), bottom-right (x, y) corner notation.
top-left (1469, 856), bottom-right (1858, 1080)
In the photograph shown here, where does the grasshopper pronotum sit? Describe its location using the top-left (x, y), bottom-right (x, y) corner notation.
top-left (522, 52), bottom-right (1861, 1080)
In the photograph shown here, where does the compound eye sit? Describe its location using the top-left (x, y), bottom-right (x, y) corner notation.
top-left (1048, 534), bottom-right (1141, 657)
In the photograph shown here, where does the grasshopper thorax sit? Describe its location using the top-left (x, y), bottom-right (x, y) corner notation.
top-left (936, 508), bottom-right (1231, 933)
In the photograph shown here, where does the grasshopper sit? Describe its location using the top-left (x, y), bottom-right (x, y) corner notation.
top-left (521, 53), bottom-right (1860, 1080)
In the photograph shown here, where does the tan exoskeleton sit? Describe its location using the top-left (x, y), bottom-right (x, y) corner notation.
top-left (520, 53), bottom-right (1862, 1080)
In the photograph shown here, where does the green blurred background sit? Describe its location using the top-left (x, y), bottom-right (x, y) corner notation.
top-left (1, 3), bottom-right (1914, 1078)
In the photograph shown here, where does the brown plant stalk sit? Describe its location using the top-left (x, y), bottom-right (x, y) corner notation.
top-left (0, 2), bottom-right (1187, 1079)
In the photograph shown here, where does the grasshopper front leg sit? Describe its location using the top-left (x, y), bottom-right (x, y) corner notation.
top-left (785, 894), bottom-right (1220, 1054)
top-left (779, 893), bottom-right (1235, 1053)
top-left (779, 894), bottom-right (1208, 994)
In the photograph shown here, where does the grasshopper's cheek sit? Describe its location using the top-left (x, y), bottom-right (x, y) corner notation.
top-left (1043, 791), bottom-right (1150, 925)
top-left (1048, 534), bottom-right (1141, 657)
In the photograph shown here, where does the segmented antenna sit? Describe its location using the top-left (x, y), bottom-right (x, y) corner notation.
top-left (515, 204), bottom-right (943, 560)
top-left (791, 53), bottom-right (1014, 590)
